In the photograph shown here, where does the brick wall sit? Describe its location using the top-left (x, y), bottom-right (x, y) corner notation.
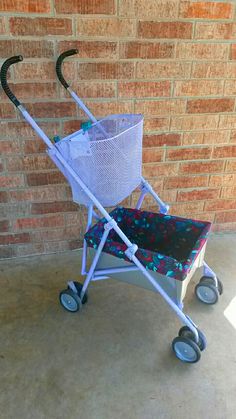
top-left (1, 0), bottom-right (236, 259)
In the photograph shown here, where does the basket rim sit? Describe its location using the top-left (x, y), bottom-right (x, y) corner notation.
top-left (60, 113), bottom-right (144, 144)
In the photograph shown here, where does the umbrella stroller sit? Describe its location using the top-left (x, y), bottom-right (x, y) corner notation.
top-left (0, 51), bottom-right (223, 363)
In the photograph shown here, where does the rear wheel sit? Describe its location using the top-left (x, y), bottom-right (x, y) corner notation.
top-left (172, 336), bottom-right (201, 363)
top-left (59, 289), bottom-right (81, 312)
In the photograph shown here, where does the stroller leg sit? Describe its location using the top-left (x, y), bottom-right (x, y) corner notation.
top-left (80, 225), bottom-right (111, 300)
top-left (194, 261), bottom-right (223, 304)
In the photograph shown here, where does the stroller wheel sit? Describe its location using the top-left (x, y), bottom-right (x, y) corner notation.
top-left (59, 289), bottom-right (81, 312)
top-left (178, 326), bottom-right (207, 351)
top-left (172, 336), bottom-right (201, 363)
top-left (195, 279), bottom-right (219, 305)
top-left (70, 281), bottom-right (88, 304)
top-left (200, 275), bottom-right (223, 295)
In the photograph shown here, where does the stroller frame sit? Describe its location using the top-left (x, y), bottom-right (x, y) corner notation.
top-left (1, 51), bottom-right (222, 363)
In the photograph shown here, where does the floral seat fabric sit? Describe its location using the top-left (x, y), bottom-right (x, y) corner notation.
top-left (84, 207), bottom-right (211, 282)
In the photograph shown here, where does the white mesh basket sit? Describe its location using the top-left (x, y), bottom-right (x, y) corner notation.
top-left (49, 114), bottom-right (143, 206)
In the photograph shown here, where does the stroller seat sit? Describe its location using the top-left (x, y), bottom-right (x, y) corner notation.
top-left (85, 207), bottom-right (211, 282)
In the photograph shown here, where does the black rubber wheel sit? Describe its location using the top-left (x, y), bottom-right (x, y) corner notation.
top-left (172, 336), bottom-right (201, 363)
top-left (178, 326), bottom-right (207, 351)
top-left (195, 281), bottom-right (219, 305)
top-left (59, 289), bottom-right (81, 312)
top-left (70, 281), bottom-right (88, 304)
top-left (200, 276), bottom-right (223, 295)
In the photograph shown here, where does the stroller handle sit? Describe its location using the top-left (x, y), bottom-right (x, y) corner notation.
top-left (56, 49), bottom-right (78, 89)
top-left (0, 55), bottom-right (23, 107)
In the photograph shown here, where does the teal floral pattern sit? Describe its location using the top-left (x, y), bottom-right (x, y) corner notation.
top-left (84, 207), bottom-right (211, 281)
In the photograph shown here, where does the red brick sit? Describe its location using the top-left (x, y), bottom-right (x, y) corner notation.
top-left (62, 81), bottom-right (116, 99)
top-left (143, 163), bottom-right (178, 177)
top-left (14, 63), bottom-right (56, 82)
top-left (219, 115), bottom-right (236, 129)
top-left (9, 185), bottom-right (67, 203)
top-left (16, 243), bottom-right (44, 257)
top-left (215, 211), bottom-right (236, 223)
top-left (0, 0), bottom-right (51, 13)
top-left (165, 175), bottom-right (208, 189)
top-left (0, 174), bottom-right (24, 188)
top-left (187, 98), bottom-right (234, 114)
top-left (7, 155), bottom-right (54, 172)
top-left (0, 104), bottom-right (15, 119)
top-left (120, 0), bottom-right (179, 19)
top-left (0, 121), bottom-right (60, 140)
top-left (77, 63), bottom-right (135, 80)
top-left (213, 145), bottom-right (236, 158)
top-left (44, 241), bottom-right (70, 253)
top-left (31, 225), bottom-right (81, 242)
top-left (26, 172), bottom-right (65, 187)
top-left (0, 246), bottom-right (16, 259)
top-left (0, 202), bottom-right (30, 218)
top-left (0, 17), bottom-right (6, 34)
top-left (144, 118), bottom-right (170, 132)
top-left (69, 240), bottom-right (83, 250)
top-left (170, 201), bottom-right (204, 216)
top-left (225, 160), bottom-right (236, 172)
top-left (182, 131), bottom-right (230, 145)
top-left (0, 220), bottom-right (9, 233)
top-left (224, 80), bottom-right (236, 96)
top-left (77, 17), bottom-right (135, 37)
top-left (212, 222), bottom-right (236, 233)
top-left (179, 1), bottom-right (233, 19)
top-left (231, 45), bottom-right (236, 60)
top-left (175, 80), bottom-right (223, 97)
top-left (27, 102), bottom-right (76, 119)
top-left (176, 43), bottom-right (229, 60)
top-left (143, 134), bottom-right (181, 147)
top-left (0, 140), bottom-right (20, 154)
top-left (195, 23), bottom-right (236, 40)
top-left (177, 188), bottom-right (220, 202)
top-left (13, 215), bottom-right (65, 231)
top-left (0, 191), bottom-right (8, 203)
top-left (62, 120), bottom-right (83, 136)
top-left (24, 140), bottom-right (47, 154)
top-left (10, 17), bottom-right (72, 36)
top-left (192, 62), bottom-right (236, 79)
top-left (179, 160), bottom-right (224, 174)
top-left (167, 146), bottom-right (211, 161)
top-left (171, 115), bottom-right (219, 131)
top-left (138, 21), bottom-right (192, 39)
top-left (59, 40), bottom-right (118, 59)
top-left (120, 41), bottom-right (174, 59)
top-left (0, 233), bottom-right (30, 245)
top-left (55, 0), bottom-right (115, 14)
top-left (209, 174), bottom-right (236, 187)
top-left (137, 62), bottom-right (191, 79)
top-left (31, 201), bottom-right (77, 215)
top-left (0, 40), bottom-right (54, 59)
top-left (118, 81), bottom-right (170, 98)
top-left (143, 149), bottom-right (164, 163)
top-left (78, 101), bottom-right (133, 117)
top-left (0, 83), bottom-right (57, 101)
top-left (205, 199), bottom-right (236, 211)
top-left (221, 187), bottom-right (236, 199)
top-left (135, 99), bottom-right (186, 116)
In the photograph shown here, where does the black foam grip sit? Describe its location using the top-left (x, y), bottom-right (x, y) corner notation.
top-left (56, 49), bottom-right (78, 89)
top-left (0, 55), bottom-right (23, 107)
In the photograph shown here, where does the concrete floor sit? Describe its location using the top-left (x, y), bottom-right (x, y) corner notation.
top-left (0, 234), bottom-right (236, 419)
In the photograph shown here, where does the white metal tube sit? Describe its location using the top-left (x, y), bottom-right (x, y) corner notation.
top-left (68, 88), bottom-right (97, 123)
top-left (19, 106), bottom-right (53, 149)
top-left (81, 205), bottom-right (93, 275)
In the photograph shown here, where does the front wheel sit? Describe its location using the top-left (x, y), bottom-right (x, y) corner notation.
top-left (59, 289), bottom-right (81, 312)
top-left (172, 336), bottom-right (201, 363)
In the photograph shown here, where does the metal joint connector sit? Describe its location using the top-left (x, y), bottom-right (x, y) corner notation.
top-left (125, 244), bottom-right (138, 260)
top-left (104, 219), bottom-right (117, 231)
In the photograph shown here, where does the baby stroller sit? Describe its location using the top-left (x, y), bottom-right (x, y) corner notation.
top-left (1, 51), bottom-right (223, 363)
